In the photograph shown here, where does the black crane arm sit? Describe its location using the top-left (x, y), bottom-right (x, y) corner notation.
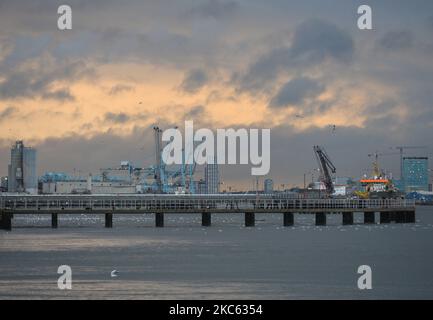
top-left (313, 146), bottom-right (336, 196)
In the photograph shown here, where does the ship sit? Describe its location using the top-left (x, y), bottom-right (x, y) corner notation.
top-left (355, 153), bottom-right (404, 199)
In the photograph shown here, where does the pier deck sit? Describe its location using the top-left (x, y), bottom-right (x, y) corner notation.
top-left (0, 194), bottom-right (416, 230)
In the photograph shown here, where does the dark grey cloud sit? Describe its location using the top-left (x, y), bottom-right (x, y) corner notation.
top-left (187, 0), bottom-right (239, 19)
top-left (134, 31), bottom-right (217, 68)
top-left (0, 3), bottom-right (222, 70)
top-left (0, 71), bottom-right (45, 99)
top-left (0, 0), bottom-right (137, 34)
top-left (103, 111), bottom-right (148, 124)
top-left (269, 77), bottom-right (324, 108)
top-left (109, 84), bottom-right (134, 95)
top-left (378, 30), bottom-right (414, 51)
top-left (234, 47), bottom-right (291, 92)
top-left (237, 19), bottom-right (353, 93)
top-left (362, 100), bottom-right (401, 129)
top-left (290, 19), bottom-right (353, 64)
top-left (104, 112), bottom-right (131, 124)
top-left (0, 106), bottom-right (17, 121)
top-left (0, 35), bottom-right (52, 72)
top-left (180, 69), bottom-right (208, 93)
top-left (41, 88), bottom-right (75, 102)
top-left (0, 58), bottom-right (93, 101)
top-left (184, 105), bottom-right (205, 119)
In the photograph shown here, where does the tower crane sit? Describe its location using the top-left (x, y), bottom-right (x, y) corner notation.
top-left (153, 125), bottom-right (199, 194)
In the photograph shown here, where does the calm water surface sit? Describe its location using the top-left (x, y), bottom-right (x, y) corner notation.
top-left (1, 206), bottom-right (433, 299)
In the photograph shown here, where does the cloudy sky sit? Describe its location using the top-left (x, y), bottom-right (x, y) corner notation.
top-left (0, 0), bottom-right (433, 190)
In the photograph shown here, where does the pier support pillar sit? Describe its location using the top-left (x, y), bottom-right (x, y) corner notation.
top-left (155, 213), bottom-right (164, 227)
top-left (51, 213), bottom-right (58, 228)
top-left (364, 212), bottom-right (375, 224)
top-left (380, 212), bottom-right (391, 224)
top-left (283, 212), bottom-right (294, 227)
top-left (0, 212), bottom-right (12, 231)
top-left (405, 211), bottom-right (416, 223)
top-left (315, 212), bottom-right (326, 226)
top-left (342, 212), bottom-right (354, 225)
top-left (245, 212), bottom-right (255, 227)
top-left (202, 212), bottom-right (211, 227)
top-left (395, 211), bottom-right (406, 223)
top-left (105, 213), bottom-right (113, 228)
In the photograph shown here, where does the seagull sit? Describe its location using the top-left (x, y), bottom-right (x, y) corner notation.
top-left (111, 270), bottom-right (119, 278)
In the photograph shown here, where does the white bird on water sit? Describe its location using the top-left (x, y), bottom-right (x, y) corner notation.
top-left (111, 270), bottom-right (119, 278)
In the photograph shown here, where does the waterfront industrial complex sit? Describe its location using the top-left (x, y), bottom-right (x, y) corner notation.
top-left (1, 128), bottom-right (424, 230)
top-left (1, 134), bottom-right (430, 202)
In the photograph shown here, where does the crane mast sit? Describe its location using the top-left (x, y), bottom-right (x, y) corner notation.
top-left (153, 126), bottom-right (163, 193)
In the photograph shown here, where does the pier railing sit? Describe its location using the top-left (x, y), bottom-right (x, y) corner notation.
top-left (0, 194), bottom-right (416, 213)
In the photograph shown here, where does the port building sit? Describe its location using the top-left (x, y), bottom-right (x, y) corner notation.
top-left (7, 141), bottom-right (37, 194)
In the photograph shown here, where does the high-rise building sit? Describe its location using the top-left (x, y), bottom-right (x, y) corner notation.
top-left (402, 157), bottom-right (428, 192)
top-left (264, 178), bottom-right (274, 194)
top-left (8, 141), bottom-right (37, 194)
top-left (204, 161), bottom-right (219, 194)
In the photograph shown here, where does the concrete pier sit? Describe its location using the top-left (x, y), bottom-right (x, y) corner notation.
top-left (315, 212), bottom-right (326, 226)
top-left (342, 212), bottom-right (354, 225)
top-left (245, 212), bottom-right (255, 227)
top-left (380, 212), bottom-right (391, 224)
top-left (364, 212), bottom-right (375, 224)
top-left (51, 213), bottom-right (58, 228)
top-left (0, 212), bottom-right (12, 231)
top-left (283, 212), bottom-right (294, 226)
top-left (155, 212), bottom-right (164, 227)
top-left (105, 213), bottom-right (113, 228)
top-left (202, 212), bottom-right (211, 227)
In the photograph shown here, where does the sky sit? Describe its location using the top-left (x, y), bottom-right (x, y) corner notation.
top-left (0, 0), bottom-right (433, 190)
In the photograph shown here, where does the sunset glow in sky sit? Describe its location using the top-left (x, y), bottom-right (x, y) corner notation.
top-left (1, 0), bottom-right (432, 189)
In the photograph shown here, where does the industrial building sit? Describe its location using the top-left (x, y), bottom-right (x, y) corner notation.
top-left (41, 178), bottom-right (138, 194)
top-left (101, 161), bottom-right (134, 184)
top-left (7, 141), bottom-right (37, 194)
top-left (0, 176), bottom-right (8, 192)
top-left (402, 157), bottom-right (429, 192)
top-left (264, 178), bottom-right (274, 194)
top-left (40, 161), bottom-right (145, 194)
